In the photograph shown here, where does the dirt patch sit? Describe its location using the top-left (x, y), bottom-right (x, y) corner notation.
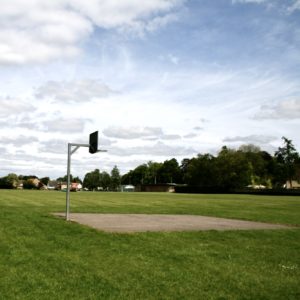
top-left (53, 213), bottom-right (293, 233)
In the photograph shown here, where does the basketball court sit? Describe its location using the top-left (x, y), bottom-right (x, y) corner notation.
top-left (54, 213), bottom-right (292, 233)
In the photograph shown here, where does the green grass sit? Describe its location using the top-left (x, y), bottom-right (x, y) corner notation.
top-left (0, 190), bottom-right (299, 299)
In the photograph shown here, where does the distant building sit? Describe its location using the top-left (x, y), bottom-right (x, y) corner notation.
top-left (246, 184), bottom-right (266, 189)
top-left (121, 185), bottom-right (135, 192)
top-left (285, 180), bottom-right (300, 189)
top-left (47, 180), bottom-right (58, 190)
top-left (71, 182), bottom-right (82, 191)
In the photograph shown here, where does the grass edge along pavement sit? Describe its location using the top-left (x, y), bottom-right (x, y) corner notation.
top-left (0, 190), bottom-right (299, 299)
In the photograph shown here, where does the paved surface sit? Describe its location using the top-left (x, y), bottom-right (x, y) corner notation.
top-left (54, 213), bottom-right (293, 233)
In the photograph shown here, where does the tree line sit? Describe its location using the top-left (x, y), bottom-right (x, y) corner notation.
top-left (82, 166), bottom-right (121, 191)
top-left (121, 137), bottom-right (300, 190)
top-left (0, 137), bottom-right (299, 191)
top-left (0, 166), bottom-right (122, 191)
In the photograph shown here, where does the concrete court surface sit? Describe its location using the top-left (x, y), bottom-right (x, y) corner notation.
top-left (54, 213), bottom-right (293, 233)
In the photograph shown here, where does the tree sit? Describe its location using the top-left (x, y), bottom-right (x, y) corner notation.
top-left (144, 161), bottom-right (162, 184)
top-left (0, 173), bottom-right (19, 189)
top-left (18, 175), bottom-right (38, 180)
top-left (110, 166), bottom-right (121, 191)
top-left (40, 177), bottom-right (50, 185)
top-left (121, 170), bottom-right (133, 185)
top-left (239, 145), bottom-right (272, 187)
top-left (83, 169), bottom-right (101, 190)
top-left (157, 158), bottom-right (182, 183)
top-left (72, 176), bottom-right (82, 184)
top-left (215, 146), bottom-right (252, 189)
top-left (23, 179), bottom-right (38, 189)
top-left (100, 171), bottom-right (111, 190)
top-left (125, 164), bottom-right (148, 185)
top-left (184, 154), bottom-right (217, 187)
top-left (57, 174), bottom-right (73, 182)
top-left (275, 137), bottom-right (299, 188)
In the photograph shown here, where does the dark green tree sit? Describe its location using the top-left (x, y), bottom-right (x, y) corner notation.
top-left (5, 173), bottom-right (19, 189)
top-left (72, 176), bottom-right (82, 184)
top-left (126, 164), bottom-right (148, 185)
top-left (40, 177), bottom-right (50, 185)
top-left (110, 166), bottom-right (121, 191)
top-left (215, 146), bottom-right (252, 189)
top-left (57, 174), bottom-right (73, 182)
top-left (157, 158), bottom-right (182, 183)
top-left (238, 145), bottom-right (272, 187)
top-left (184, 154), bottom-right (217, 187)
top-left (83, 169), bottom-right (101, 190)
top-left (121, 170), bottom-right (133, 185)
top-left (144, 161), bottom-right (162, 184)
top-left (0, 174), bottom-right (19, 189)
top-left (275, 137), bottom-right (299, 188)
top-left (100, 171), bottom-right (111, 190)
top-left (23, 179), bottom-right (38, 189)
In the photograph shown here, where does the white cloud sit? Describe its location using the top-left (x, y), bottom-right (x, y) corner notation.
top-left (68, 0), bottom-right (183, 29)
top-left (0, 0), bottom-right (184, 65)
top-left (103, 126), bottom-right (164, 139)
top-left (0, 2), bottom-right (92, 65)
top-left (255, 99), bottom-right (300, 120)
top-left (183, 133), bottom-right (198, 139)
top-left (110, 141), bottom-right (196, 157)
top-left (41, 118), bottom-right (90, 133)
top-left (38, 139), bottom-right (68, 154)
top-left (0, 97), bottom-right (35, 117)
top-left (102, 126), bottom-right (182, 141)
top-left (144, 13), bottom-right (179, 33)
top-left (0, 0), bottom-right (299, 179)
top-left (223, 135), bottom-right (277, 144)
top-left (35, 79), bottom-right (113, 102)
top-left (0, 147), bottom-right (7, 154)
top-left (160, 134), bottom-right (181, 140)
top-left (14, 117), bottom-right (38, 130)
top-left (0, 135), bottom-right (39, 146)
top-left (287, 0), bottom-right (300, 13)
top-left (39, 137), bottom-right (114, 154)
top-left (194, 126), bottom-right (204, 130)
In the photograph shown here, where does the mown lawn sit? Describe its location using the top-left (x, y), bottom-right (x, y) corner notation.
top-left (0, 190), bottom-right (299, 299)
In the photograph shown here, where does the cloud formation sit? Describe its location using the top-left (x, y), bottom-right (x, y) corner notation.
top-left (287, 0), bottom-right (300, 13)
top-left (38, 139), bottom-right (68, 154)
top-left (41, 118), bottom-right (90, 133)
top-left (0, 135), bottom-right (39, 146)
top-left (0, 147), bottom-right (7, 154)
top-left (255, 99), bottom-right (300, 120)
top-left (0, 2), bottom-right (92, 65)
top-left (110, 141), bottom-right (196, 157)
top-left (103, 126), bottom-right (163, 139)
top-left (223, 134), bottom-right (277, 144)
top-left (0, 97), bottom-right (35, 117)
top-left (0, 0), bottom-right (183, 65)
top-left (35, 80), bottom-right (113, 102)
top-left (0, 0), bottom-right (299, 179)
top-left (103, 126), bottom-right (182, 141)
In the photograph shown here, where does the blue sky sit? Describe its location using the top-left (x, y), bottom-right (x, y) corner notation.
top-left (0, 0), bottom-right (299, 179)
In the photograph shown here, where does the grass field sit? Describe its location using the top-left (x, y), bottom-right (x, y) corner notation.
top-left (0, 190), bottom-right (299, 299)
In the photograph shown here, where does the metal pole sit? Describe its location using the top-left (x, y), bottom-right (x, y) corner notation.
top-left (66, 143), bottom-right (71, 221)
top-left (65, 142), bottom-right (106, 221)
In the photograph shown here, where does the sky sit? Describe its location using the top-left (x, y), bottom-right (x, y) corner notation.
top-left (0, 0), bottom-right (299, 180)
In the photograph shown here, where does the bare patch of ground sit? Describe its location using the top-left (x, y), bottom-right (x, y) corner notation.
top-left (53, 213), bottom-right (293, 233)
